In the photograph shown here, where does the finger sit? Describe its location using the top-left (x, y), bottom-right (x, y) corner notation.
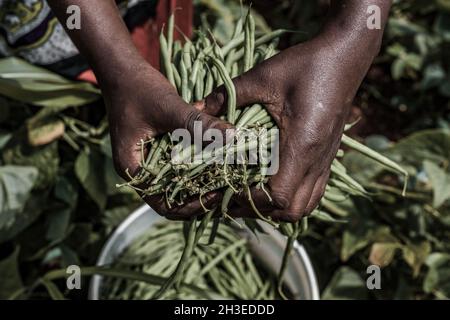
top-left (233, 186), bottom-right (278, 214)
top-left (179, 106), bottom-right (233, 141)
top-left (267, 174), bottom-right (317, 222)
top-left (232, 137), bottom-right (309, 217)
top-left (145, 191), bottom-right (222, 221)
top-left (203, 67), bottom-right (269, 116)
top-left (227, 205), bottom-right (257, 219)
top-left (304, 170), bottom-right (330, 215)
top-left (110, 127), bottom-right (151, 180)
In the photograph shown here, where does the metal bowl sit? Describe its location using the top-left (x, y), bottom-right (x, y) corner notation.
top-left (89, 205), bottom-right (320, 300)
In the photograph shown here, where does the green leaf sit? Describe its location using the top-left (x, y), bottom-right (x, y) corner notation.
top-left (437, 0), bottom-right (450, 12)
top-left (0, 57), bottom-right (100, 107)
top-left (421, 64), bottom-right (446, 89)
top-left (45, 208), bottom-right (71, 243)
top-left (341, 230), bottom-right (371, 262)
top-left (75, 147), bottom-right (107, 209)
top-left (27, 117), bottom-right (65, 147)
top-left (322, 266), bottom-right (368, 300)
top-left (2, 140), bottom-right (59, 189)
top-left (40, 279), bottom-right (65, 300)
top-left (434, 12), bottom-right (450, 41)
top-left (0, 166), bottom-right (38, 243)
top-left (342, 150), bottom-right (386, 185)
top-left (392, 59), bottom-right (407, 80)
top-left (0, 246), bottom-right (24, 299)
top-left (402, 241), bottom-right (432, 278)
top-left (423, 160), bottom-right (450, 208)
top-left (369, 242), bottom-right (401, 268)
top-left (389, 129), bottom-right (450, 167)
top-left (54, 177), bottom-right (78, 209)
top-left (341, 225), bottom-right (396, 262)
top-left (423, 253), bottom-right (450, 296)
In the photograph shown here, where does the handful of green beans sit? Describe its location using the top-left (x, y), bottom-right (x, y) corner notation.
top-left (117, 11), bottom-right (408, 300)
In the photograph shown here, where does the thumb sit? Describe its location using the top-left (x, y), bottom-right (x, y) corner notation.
top-left (110, 127), bottom-right (148, 181)
top-left (203, 67), bottom-right (268, 116)
top-left (180, 107), bottom-right (234, 143)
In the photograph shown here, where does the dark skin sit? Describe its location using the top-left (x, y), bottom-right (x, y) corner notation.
top-left (47, 0), bottom-right (392, 222)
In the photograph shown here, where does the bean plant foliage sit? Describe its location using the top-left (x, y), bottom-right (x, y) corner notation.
top-left (0, 0), bottom-right (448, 300)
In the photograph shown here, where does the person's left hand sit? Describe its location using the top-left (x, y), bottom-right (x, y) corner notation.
top-left (201, 33), bottom-right (379, 222)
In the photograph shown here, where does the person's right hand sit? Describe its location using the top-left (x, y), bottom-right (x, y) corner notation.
top-left (104, 58), bottom-right (229, 220)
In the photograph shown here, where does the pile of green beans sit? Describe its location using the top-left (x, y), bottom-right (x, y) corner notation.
top-left (102, 220), bottom-right (280, 300)
top-left (117, 11), bottom-right (408, 300)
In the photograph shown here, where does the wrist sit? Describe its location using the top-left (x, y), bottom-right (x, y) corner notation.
top-left (317, 0), bottom-right (392, 62)
top-left (95, 54), bottom-right (151, 93)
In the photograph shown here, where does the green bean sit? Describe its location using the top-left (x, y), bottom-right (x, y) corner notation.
top-left (221, 187), bottom-right (235, 215)
top-left (221, 17), bottom-right (245, 56)
top-left (152, 162), bottom-right (172, 185)
top-left (195, 67), bottom-right (206, 101)
top-left (231, 62), bottom-right (240, 77)
top-left (246, 109), bottom-right (270, 126)
top-left (183, 42), bottom-right (193, 70)
top-left (148, 135), bottom-right (170, 171)
top-left (195, 238), bottom-right (246, 280)
top-left (209, 54), bottom-right (237, 124)
top-left (167, 13), bottom-right (175, 59)
top-left (246, 184), bottom-right (278, 228)
top-left (331, 162), bottom-right (368, 195)
top-left (204, 66), bottom-right (214, 96)
top-left (180, 59), bottom-right (191, 102)
top-left (210, 65), bottom-right (222, 86)
top-left (159, 32), bottom-right (175, 86)
top-left (222, 33), bottom-right (245, 57)
top-left (231, 252), bottom-right (257, 296)
top-left (172, 63), bottom-right (182, 90)
top-left (190, 45), bottom-right (212, 87)
top-left (324, 188), bottom-right (348, 202)
top-left (152, 217), bottom-right (198, 299)
top-left (255, 280), bottom-right (271, 300)
top-left (207, 268), bottom-right (229, 297)
top-left (244, 13), bottom-right (255, 72)
top-left (144, 139), bottom-right (160, 167)
top-left (225, 50), bottom-right (237, 71)
top-left (245, 252), bottom-right (263, 289)
top-left (341, 134), bottom-right (408, 195)
top-left (264, 40), bottom-right (279, 59)
top-left (277, 221), bottom-right (299, 300)
top-left (222, 258), bottom-right (252, 299)
top-left (235, 108), bottom-right (243, 120)
top-left (231, 30), bottom-right (287, 62)
top-left (328, 178), bottom-right (367, 197)
top-left (255, 29), bottom-right (288, 47)
top-left (237, 104), bottom-right (263, 127)
top-left (208, 217), bottom-right (220, 245)
top-left (193, 209), bottom-right (215, 245)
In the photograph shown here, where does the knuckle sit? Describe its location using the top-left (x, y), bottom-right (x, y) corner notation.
top-left (303, 206), bottom-right (315, 217)
top-left (301, 133), bottom-right (322, 151)
top-left (184, 109), bottom-right (202, 133)
top-left (205, 87), bottom-right (226, 113)
top-left (270, 189), bottom-right (292, 210)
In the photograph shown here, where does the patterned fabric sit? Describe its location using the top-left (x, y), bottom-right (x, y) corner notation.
top-left (0, 0), bottom-right (156, 75)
